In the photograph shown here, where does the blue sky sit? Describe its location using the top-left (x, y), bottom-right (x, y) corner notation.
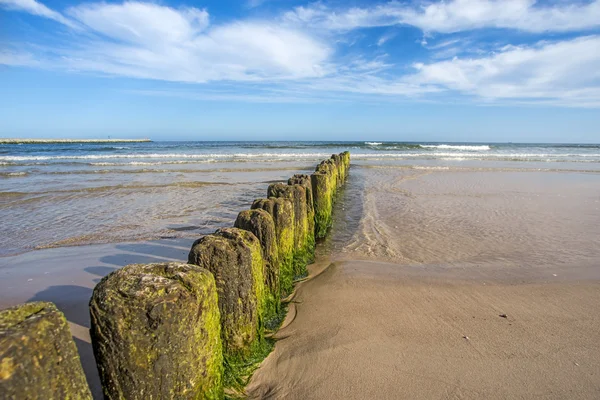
top-left (1, 0), bottom-right (600, 142)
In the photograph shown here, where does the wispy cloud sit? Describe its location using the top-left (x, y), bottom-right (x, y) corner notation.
top-left (284, 0), bottom-right (600, 33)
top-left (412, 36), bottom-right (600, 107)
top-left (246, 0), bottom-right (268, 9)
top-left (0, 50), bottom-right (40, 66)
top-left (0, 0), bottom-right (77, 27)
top-left (2, 1), bottom-right (332, 82)
top-left (377, 31), bottom-right (396, 46)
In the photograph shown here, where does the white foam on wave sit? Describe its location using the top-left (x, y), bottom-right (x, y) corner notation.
top-left (412, 166), bottom-right (450, 170)
top-left (365, 142), bottom-right (383, 146)
top-left (352, 152), bottom-right (600, 159)
top-left (0, 153), bottom-right (333, 162)
top-left (0, 171), bottom-right (28, 177)
top-left (90, 160), bottom-right (218, 166)
top-left (3, 151), bottom-right (598, 164)
top-left (421, 144), bottom-right (491, 151)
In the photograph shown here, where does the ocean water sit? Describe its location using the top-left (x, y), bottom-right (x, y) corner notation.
top-left (1, 141), bottom-right (599, 257)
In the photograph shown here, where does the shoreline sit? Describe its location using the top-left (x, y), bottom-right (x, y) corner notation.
top-left (0, 138), bottom-right (151, 144)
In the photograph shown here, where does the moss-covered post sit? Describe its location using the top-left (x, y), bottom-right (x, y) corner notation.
top-left (0, 302), bottom-right (92, 400)
top-left (287, 174), bottom-right (315, 256)
top-left (234, 209), bottom-right (280, 305)
top-left (267, 183), bottom-right (313, 277)
top-left (331, 153), bottom-right (345, 183)
top-left (311, 170), bottom-right (333, 239)
top-left (316, 159), bottom-right (338, 197)
top-left (89, 263), bottom-right (223, 400)
top-left (188, 228), bottom-right (270, 355)
top-left (252, 198), bottom-right (295, 296)
top-left (341, 151), bottom-right (351, 175)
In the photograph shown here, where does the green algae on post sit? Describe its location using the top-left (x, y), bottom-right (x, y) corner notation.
top-left (288, 174), bottom-right (316, 249)
top-left (234, 209), bottom-right (281, 304)
top-left (311, 170), bottom-right (334, 239)
top-left (267, 183), bottom-right (313, 278)
top-left (341, 151), bottom-right (351, 176)
top-left (188, 228), bottom-right (281, 396)
top-left (252, 197), bottom-right (295, 297)
top-left (89, 263), bottom-right (223, 400)
top-left (0, 302), bottom-right (92, 400)
top-left (311, 152), bottom-right (350, 238)
top-left (315, 160), bottom-right (338, 201)
top-left (188, 228), bottom-right (270, 355)
top-left (331, 153), bottom-right (345, 183)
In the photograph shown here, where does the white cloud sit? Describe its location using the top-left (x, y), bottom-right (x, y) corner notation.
top-left (68, 2), bottom-right (210, 45)
top-left (0, 50), bottom-right (40, 66)
top-left (0, 0), bottom-right (76, 27)
top-left (3, 1), bottom-right (332, 82)
top-left (377, 32), bottom-right (396, 46)
top-left (401, 0), bottom-right (600, 33)
top-left (283, 3), bottom-right (396, 31)
top-left (285, 0), bottom-right (600, 33)
top-left (2, 0), bottom-right (600, 107)
top-left (246, 0), bottom-right (267, 8)
top-left (412, 36), bottom-right (600, 106)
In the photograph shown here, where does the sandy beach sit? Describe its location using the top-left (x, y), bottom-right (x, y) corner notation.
top-left (247, 167), bottom-right (600, 399)
top-left (2, 143), bottom-right (600, 399)
top-left (247, 260), bottom-right (600, 399)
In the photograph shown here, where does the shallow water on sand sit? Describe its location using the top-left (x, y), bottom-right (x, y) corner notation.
top-left (1, 141), bottom-right (599, 258)
top-left (321, 162), bottom-right (600, 279)
top-left (0, 162), bottom-right (317, 256)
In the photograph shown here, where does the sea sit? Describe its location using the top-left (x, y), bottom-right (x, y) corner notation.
top-left (1, 141), bottom-right (599, 258)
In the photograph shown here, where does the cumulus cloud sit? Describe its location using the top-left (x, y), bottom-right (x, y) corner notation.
top-left (285, 0), bottom-right (600, 33)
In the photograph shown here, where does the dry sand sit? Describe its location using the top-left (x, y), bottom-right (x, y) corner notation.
top-left (247, 260), bottom-right (600, 399)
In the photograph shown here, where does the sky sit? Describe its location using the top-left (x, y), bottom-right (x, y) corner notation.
top-left (1, 0), bottom-right (600, 142)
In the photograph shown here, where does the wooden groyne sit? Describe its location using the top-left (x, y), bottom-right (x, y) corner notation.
top-left (0, 152), bottom-right (350, 399)
top-left (0, 138), bottom-right (151, 144)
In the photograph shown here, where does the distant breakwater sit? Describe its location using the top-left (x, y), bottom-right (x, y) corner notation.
top-left (0, 152), bottom-right (350, 399)
top-left (0, 138), bottom-right (151, 144)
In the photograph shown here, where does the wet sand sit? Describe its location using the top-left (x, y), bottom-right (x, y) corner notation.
top-left (248, 168), bottom-right (600, 399)
top-left (247, 261), bottom-right (600, 399)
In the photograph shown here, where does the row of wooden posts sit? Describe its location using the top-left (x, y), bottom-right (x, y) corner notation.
top-left (0, 152), bottom-right (350, 399)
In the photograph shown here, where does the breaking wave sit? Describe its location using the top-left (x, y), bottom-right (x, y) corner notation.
top-left (0, 153), bottom-right (332, 162)
top-left (420, 144), bottom-right (491, 151)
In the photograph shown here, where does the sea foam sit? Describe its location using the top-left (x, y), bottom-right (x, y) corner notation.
top-left (420, 144), bottom-right (491, 151)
